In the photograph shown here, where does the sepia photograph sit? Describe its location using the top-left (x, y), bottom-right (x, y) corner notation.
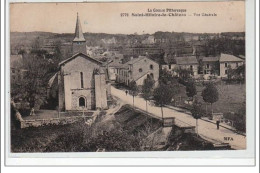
top-left (8, 1), bottom-right (248, 155)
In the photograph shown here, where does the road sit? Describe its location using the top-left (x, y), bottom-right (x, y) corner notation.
top-left (111, 86), bottom-right (246, 150)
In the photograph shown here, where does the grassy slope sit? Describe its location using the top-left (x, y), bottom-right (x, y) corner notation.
top-left (172, 83), bottom-right (245, 117)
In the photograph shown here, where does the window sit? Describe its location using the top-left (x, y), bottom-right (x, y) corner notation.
top-left (79, 97), bottom-right (86, 107)
top-left (12, 70), bottom-right (15, 73)
top-left (150, 64), bottom-right (154, 70)
top-left (139, 68), bottom-right (143, 73)
top-left (225, 63), bottom-right (228, 67)
top-left (206, 64), bottom-right (209, 69)
top-left (225, 70), bottom-right (228, 74)
top-left (80, 72), bottom-right (84, 88)
top-left (190, 65), bottom-right (193, 70)
top-left (150, 73), bottom-right (154, 79)
top-left (169, 65), bottom-right (171, 69)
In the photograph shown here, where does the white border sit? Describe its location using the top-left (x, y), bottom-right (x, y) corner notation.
top-left (2, 0), bottom-right (257, 167)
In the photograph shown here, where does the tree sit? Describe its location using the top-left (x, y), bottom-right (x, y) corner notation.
top-left (186, 81), bottom-right (197, 102)
top-left (227, 65), bottom-right (234, 83)
top-left (153, 83), bottom-right (174, 120)
top-left (201, 82), bottom-right (219, 115)
top-left (142, 75), bottom-right (155, 111)
top-left (175, 68), bottom-right (193, 84)
top-left (129, 81), bottom-right (139, 107)
top-left (191, 97), bottom-right (203, 136)
top-left (11, 53), bottom-right (57, 110)
top-left (234, 64), bottom-right (245, 82)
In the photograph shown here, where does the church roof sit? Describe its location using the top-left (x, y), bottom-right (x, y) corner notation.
top-left (73, 13), bottom-right (86, 42)
top-left (59, 52), bottom-right (103, 67)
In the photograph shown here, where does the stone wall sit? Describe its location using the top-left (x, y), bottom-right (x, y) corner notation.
top-left (20, 115), bottom-right (94, 129)
top-left (94, 74), bottom-right (108, 109)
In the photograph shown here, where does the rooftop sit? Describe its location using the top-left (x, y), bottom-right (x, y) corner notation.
top-left (73, 13), bottom-right (86, 42)
top-left (219, 53), bottom-right (245, 62)
top-left (202, 56), bottom-right (219, 62)
top-left (175, 56), bottom-right (198, 65)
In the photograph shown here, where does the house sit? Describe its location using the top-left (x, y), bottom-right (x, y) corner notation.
top-left (219, 53), bottom-right (245, 77)
top-left (201, 56), bottom-right (220, 75)
top-left (107, 59), bottom-right (123, 81)
top-left (56, 13), bottom-right (110, 111)
top-left (117, 56), bottom-right (159, 87)
top-left (161, 52), bottom-right (176, 75)
top-left (174, 56), bottom-right (199, 76)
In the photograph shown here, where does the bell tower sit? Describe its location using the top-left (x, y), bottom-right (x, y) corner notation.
top-left (72, 13), bottom-right (86, 54)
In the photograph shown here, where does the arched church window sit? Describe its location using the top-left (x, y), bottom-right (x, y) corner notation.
top-left (80, 72), bottom-right (84, 88)
top-left (79, 97), bottom-right (86, 107)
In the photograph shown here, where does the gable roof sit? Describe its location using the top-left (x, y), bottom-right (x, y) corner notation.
top-left (175, 56), bottom-right (198, 65)
top-left (202, 56), bottom-right (219, 62)
top-left (219, 53), bottom-right (245, 62)
top-left (59, 52), bottom-right (103, 67)
top-left (107, 60), bottom-right (122, 68)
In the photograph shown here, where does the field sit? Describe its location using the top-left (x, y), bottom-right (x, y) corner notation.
top-left (173, 82), bottom-right (245, 117)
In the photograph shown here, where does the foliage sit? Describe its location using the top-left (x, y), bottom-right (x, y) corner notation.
top-left (11, 37), bottom-right (62, 109)
top-left (129, 80), bottom-right (139, 106)
top-left (175, 68), bottom-right (193, 85)
top-left (201, 82), bottom-right (219, 105)
top-left (234, 64), bottom-right (245, 82)
top-left (201, 82), bottom-right (219, 114)
top-left (129, 80), bottom-right (139, 96)
top-left (142, 75), bottom-right (155, 100)
top-left (186, 81), bottom-right (197, 99)
top-left (191, 98), bottom-right (203, 120)
top-left (142, 76), bottom-right (155, 111)
top-left (227, 65), bottom-right (234, 82)
top-left (11, 53), bottom-right (57, 109)
top-left (153, 83), bottom-right (175, 115)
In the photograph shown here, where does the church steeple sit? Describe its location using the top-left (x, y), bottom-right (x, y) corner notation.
top-left (73, 13), bottom-right (85, 42)
top-left (72, 13), bottom-right (86, 54)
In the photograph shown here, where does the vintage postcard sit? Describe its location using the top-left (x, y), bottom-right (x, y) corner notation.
top-left (5, 0), bottom-right (256, 166)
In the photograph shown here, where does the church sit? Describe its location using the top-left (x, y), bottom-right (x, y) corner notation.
top-left (57, 13), bottom-right (110, 111)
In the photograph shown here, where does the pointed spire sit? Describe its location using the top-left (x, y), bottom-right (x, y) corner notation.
top-left (73, 13), bottom-right (85, 42)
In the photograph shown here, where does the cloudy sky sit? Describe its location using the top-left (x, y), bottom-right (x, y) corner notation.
top-left (10, 1), bottom-right (245, 34)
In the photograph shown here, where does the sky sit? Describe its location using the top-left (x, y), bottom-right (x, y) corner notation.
top-left (10, 1), bottom-right (245, 34)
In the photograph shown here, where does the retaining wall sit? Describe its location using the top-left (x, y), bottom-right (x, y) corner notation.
top-left (20, 115), bottom-right (94, 128)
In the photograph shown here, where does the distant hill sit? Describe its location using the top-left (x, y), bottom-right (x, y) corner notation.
top-left (10, 31), bottom-right (245, 55)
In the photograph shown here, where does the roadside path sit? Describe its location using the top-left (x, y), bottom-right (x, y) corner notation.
top-left (111, 86), bottom-right (246, 150)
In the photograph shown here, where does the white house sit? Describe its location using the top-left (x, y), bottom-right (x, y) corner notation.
top-left (219, 53), bottom-right (245, 77)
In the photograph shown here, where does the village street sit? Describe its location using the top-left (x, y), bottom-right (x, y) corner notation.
top-left (111, 86), bottom-right (246, 150)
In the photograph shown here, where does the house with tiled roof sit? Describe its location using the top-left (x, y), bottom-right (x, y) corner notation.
top-left (174, 56), bottom-right (199, 76)
top-left (219, 53), bottom-right (245, 77)
top-left (116, 56), bottom-right (159, 86)
top-left (201, 56), bottom-right (220, 75)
